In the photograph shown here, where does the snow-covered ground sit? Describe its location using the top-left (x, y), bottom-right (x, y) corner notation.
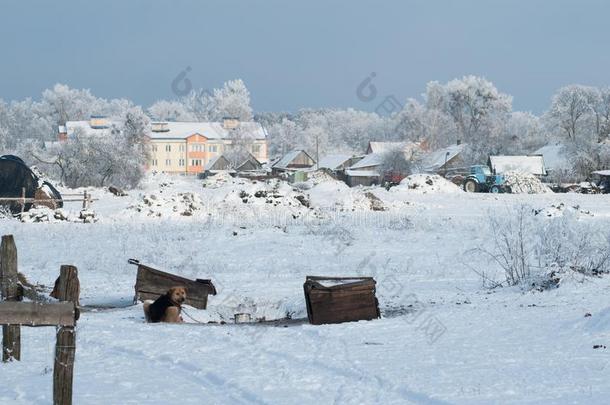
top-left (1, 173), bottom-right (610, 404)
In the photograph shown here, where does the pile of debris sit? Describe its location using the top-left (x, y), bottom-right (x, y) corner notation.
top-left (534, 203), bottom-right (593, 218)
top-left (18, 207), bottom-right (97, 223)
top-left (396, 174), bottom-right (463, 194)
top-left (503, 171), bottom-right (552, 194)
top-left (130, 192), bottom-right (204, 217)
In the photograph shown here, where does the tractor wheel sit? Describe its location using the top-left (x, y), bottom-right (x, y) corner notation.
top-left (490, 185), bottom-right (501, 193)
top-left (463, 179), bottom-right (479, 193)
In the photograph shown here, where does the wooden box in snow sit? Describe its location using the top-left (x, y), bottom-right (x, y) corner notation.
top-left (130, 260), bottom-right (217, 309)
top-left (303, 276), bottom-right (380, 325)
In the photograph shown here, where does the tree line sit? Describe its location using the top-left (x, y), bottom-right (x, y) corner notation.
top-left (0, 76), bottom-right (608, 188)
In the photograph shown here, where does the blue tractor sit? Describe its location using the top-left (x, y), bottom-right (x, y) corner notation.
top-left (462, 165), bottom-right (511, 193)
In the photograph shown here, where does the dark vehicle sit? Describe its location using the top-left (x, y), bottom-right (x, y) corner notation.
top-left (0, 155), bottom-right (62, 214)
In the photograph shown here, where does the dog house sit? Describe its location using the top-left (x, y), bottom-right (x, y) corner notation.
top-left (129, 259), bottom-right (217, 309)
top-left (303, 276), bottom-right (380, 325)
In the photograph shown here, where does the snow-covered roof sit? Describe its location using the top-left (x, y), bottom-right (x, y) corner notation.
top-left (592, 170), bottom-right (610, 176)
top-left (345, 169), bottom-right (380, 177)
top-left (367, 141), bottom-right (420, 155)
top-left (62, 120), bottom-right (266, 141)
top-left (349, 153), bottom-right (383, 170)
top-left (317, 154), bottom-right (353, 170)
top-left (534, 143), bottom-right (568, 171)
top-left (64, 120), bottom-right (119, 137)
top-left (206, 155), bottom-right (226, 170)
top-left (489, 155), bottom-right (547, 176)
top-left (421, 144), bottom-right (466, 172)
top-left (272, 150), bottom-right (315, 170)
top-left (148, 121), bottom-right (266, 140)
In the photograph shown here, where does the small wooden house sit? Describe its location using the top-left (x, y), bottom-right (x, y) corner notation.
top-left (235, 153), bottom-right (263, 172)
top-left (206, 155), bottom-right (232, 172)
top-left (303, 276), bottom-right (380, 325)
top-left (272, 150), bottom-right (316, 175)
top-left (345, 153), bottom-right (383, 187)
top-left (131, 260), bottom-right (217, 309)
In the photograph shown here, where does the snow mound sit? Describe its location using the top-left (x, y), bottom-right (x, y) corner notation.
top-left (129, 192), bottom-right (204, 217)
top-left (307, 170), bottom-right (338, 186)
top-left (203, 171), bottom-right (245, 188)
top-left (396, 174), bottom-right (462, 194)
top-left (503, 171), bottom-right (552, 194)
top-left (308, 181), bottom-right (373, 211)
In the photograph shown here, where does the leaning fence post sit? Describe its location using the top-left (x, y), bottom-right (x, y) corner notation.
top-left (1, 234), bottom-right (21, 362)
top-left (53, 265), bottom-right (79, 405)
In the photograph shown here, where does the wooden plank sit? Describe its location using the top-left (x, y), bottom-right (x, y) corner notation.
top-left (0, 302), bottom-right (75, 326)
top-left (134, 265), bottom-right (216, 309)
top-left (54, 265), bottom-right (80, 405)
top-left (1, 234), bottom-right (21, 361)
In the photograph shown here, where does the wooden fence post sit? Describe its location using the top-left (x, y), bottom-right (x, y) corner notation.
top-left (1, 234), bottom-right (21, 362)
top-left (53, 265), bottom-right (79, 405)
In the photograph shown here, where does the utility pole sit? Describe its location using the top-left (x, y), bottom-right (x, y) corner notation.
top-left (315, 132), bottom-right (319, 170)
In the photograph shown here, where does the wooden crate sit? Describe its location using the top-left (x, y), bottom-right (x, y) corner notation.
top-left (132, 262), bottom-right (216, 309)
top-left (303, 276), bottom-right (380, 325)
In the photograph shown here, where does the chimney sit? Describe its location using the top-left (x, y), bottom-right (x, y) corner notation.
top-left (58, 125), bottom-right (68, 142)
top-left (89, 115), bottom-right (109, 129)
top-left (222, 117), bottom-right (240, 130)
top-left (151, 122), bottom-right (169, 133)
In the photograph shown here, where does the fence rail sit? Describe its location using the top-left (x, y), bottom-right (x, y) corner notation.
top-left (0, 188), bottom-right (95, 213)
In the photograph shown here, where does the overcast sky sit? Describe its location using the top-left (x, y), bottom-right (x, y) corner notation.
top-left (1, 0), bottom-right (609, 114)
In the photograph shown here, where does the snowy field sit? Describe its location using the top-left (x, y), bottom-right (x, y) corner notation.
top-left (1, 173), bottom-right (610, 404)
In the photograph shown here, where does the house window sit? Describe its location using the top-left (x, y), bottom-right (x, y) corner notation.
top-left (165, 159), bottom-right (171, 166)
top-left (152, 159), bottom-right (158, 166)
top-left (208, 145), bottom-right (218, 153)
top-left (252, 144), bottom-right (261, 154)
top-left (152, 145), bottom-right (158, 152)
top-left (179, 145), bottom-right (185, 152)
top-left (191, 159), bottom-right (202, 166)
top-left (179, 159), bottom-right (185, 166)
top-left (165, 145), bottom-right (171, 152)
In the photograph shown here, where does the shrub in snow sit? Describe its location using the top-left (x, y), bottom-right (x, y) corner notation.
top-left (478, 206), bottom-right (610, 289)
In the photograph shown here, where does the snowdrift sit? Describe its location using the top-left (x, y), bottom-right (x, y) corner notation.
top-left (395, 174), bottom-right (463, 194)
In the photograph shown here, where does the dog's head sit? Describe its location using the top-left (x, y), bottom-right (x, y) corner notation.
top-left (167, 286), bottom-right (187, 305)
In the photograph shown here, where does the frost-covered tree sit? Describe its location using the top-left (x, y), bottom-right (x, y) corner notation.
top-left (392, 99), bottom-right (456, 149)
top-left (148, 100), bottom-right (194, 122)
top-left (32, 124), bottom-right (147, 189)
top-left (120, 106), bottom-right (151, 145)
top-left (503, 111), bottom-right (545, 154)
top-left (205, 79), bottom-right (253, 121)
top-left (425, 76), bottom-right (512, 162)
top-left (223, 125), bottom-right (255, 165)
top-left (39, 84), bottom-right (102, 126)
top-left (544, 85), bottom-right (598, 141)
top-left (266, 118), bottom-right (300, 157)
top-left (593, 87), bottom-right (610, 142)
top-left (380, 148), bottom-right (412, 177)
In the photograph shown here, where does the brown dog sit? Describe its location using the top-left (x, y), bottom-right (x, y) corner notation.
top-left (143, 286), bottom-right (187, 323)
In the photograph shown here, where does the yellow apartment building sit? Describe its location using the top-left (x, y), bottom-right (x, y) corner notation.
top-left (59, 117), bottom-right (268, 175)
